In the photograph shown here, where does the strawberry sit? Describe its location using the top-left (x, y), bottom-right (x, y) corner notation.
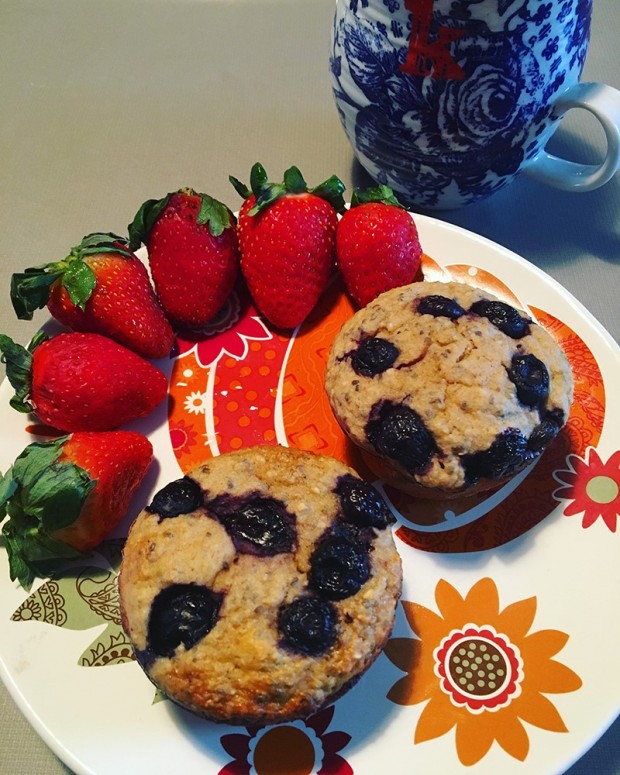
top-left (230, 163), bottom-right (346, 329)
top-left (0, 431), bottom-right (153, 588)
top-left (336, 186), bottom-right (423, 308)
top-left (0, 331), bottom-right (168, 432)
top-left (128, 188), bottom-right (239, 330)
top-left (11, 232), bottom-right (174, 359)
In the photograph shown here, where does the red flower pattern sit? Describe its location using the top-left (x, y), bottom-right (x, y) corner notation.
top-left (176, 283), bottom-right (271, 368)
top-left (218, 706), bottom-right (352, 775)
top-left (553, 447), bottom-right (620, 532)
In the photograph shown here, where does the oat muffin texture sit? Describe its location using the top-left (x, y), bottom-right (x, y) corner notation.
top-left (119, 445), bottom-right (402, 724)
top-left (325, 280), bottom-right (573, 499)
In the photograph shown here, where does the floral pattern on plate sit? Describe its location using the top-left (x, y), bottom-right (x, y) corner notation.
top-left (218, 706), bottom-right (352, 775)
top-left (385, 577), bottom-right (582, 765)
top-left (166, 253), bottom-right (609, 553)
top-left (9, 540), bottom-right (134, 667)
top-left (553, 448), bottom-right (620, 532)
top-left (2, 223), bottom-right (618, 774)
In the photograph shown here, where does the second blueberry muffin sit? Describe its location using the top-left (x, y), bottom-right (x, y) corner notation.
top-left (325, 280), bottom-right (573, 499)
top-left (118, 445), bottom-right (402, 724)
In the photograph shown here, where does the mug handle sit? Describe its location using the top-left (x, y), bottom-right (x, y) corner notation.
top-left (524, 82), bottom-right (620, 192)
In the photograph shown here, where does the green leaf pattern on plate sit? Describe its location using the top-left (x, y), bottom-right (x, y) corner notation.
top-left (10, 539), bottom-right (135, 666)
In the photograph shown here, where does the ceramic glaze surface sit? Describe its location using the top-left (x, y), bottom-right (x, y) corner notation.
top-left (330, 0), bottom-right (592, 208)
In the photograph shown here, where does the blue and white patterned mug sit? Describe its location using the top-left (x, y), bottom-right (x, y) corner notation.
top-left (330, 0), bottom-right (620, 209)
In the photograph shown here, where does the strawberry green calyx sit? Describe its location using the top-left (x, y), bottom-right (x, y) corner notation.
top-left (127, 194), bottom-right (173, 251)
top-left (229, 162), bottom-right (347, 216)
top-left (0, 436), bottom-right (94, 589)
top-left (350, 184), bottom-right (405, 209)
top-left (0, 331), bottom-right (46, 413)
top-left (128, 188), bottom-right (235, 251)
top-left (11, 232), bottom-right (134, 320)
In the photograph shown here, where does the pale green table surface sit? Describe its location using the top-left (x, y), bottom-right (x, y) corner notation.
top-left (0, 1), bottom-right (618, 773)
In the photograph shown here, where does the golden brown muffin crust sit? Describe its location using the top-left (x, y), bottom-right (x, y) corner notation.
top-left (325, 281), bottom-right (573, 498)
top-left (119, 445), bottom-right (402, 724)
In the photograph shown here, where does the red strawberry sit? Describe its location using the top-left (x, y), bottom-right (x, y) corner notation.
top-left (0, 331), bottom-right (167, 432)
top-left (128, 188), bottom-right (239, 330)
top-left (336, 186), bottom-right (423, 307)
top-left (11, 232), bottom-right (174, 359)
top-left (0, 431), bottom-right (153, 588)
top-left (230, 163), bottom-right (346, 329)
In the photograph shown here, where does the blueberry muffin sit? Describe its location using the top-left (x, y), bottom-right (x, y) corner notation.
top-left (118, 445), bottom-right (402, 724)
top-left (325, 280), bottom-right (573, 500)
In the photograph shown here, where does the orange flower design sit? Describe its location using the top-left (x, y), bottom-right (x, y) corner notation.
top-left (553, 448), bottom-right (620, 532)
top-left (385, 578), bottom-right (582, 766)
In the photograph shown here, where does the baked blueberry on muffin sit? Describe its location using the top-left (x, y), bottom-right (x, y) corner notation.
top-left (325, 281), bottom-right (573, 500)
top-left (118, 445), bottom-right (402, 724)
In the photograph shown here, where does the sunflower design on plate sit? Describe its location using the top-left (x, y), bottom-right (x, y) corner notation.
top-left (385, 577), bottom-right (582, 765)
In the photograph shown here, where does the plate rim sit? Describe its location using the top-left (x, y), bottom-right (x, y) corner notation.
top-left (0, 211), bottom-right (618, 775)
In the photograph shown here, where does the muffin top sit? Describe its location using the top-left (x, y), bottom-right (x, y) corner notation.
top-left (119, 445), bottom-right (402, 724)
top-left (325, 281), bottom-right (573, 496)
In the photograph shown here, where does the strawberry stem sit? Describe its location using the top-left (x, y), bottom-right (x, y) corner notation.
top-left (11, 268), bottom-right (63, 320)
top-left (350, 185), bottom-right (405, 209)
top-left (229, 176), bottom-right (251, 200)
top-left (0, 333), bottom-right (39, 413)
top-left (250, 183), bottom-right (286, 216)
top-left (10, 232), bottom-right (134, 319)
top-left (310, 175), bottom-right (348, 213)
top-left (61, 260), bottom-right (97, 310)
top-left (127, 195), bottom-right (173, 251)
top-left (229, 162), bottom-right (347, 216)
top-left (0, 436), bottom-right (92, 589)
top-left (250, 162), bottom-right (269, 195)
top-left (283, 166), bottom-right (307, 193)
top-left (128, 190), bottom-right (234, 246)
top-left (196, 194), bottom-right (234, 237)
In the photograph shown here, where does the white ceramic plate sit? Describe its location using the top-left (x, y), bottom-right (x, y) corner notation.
top-left (0, 214), bottom-right (618, 775)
